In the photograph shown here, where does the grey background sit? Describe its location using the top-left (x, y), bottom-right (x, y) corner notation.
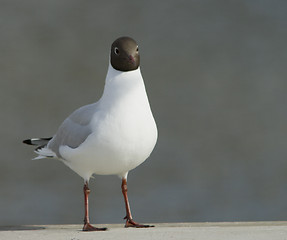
top-left (1, 0), bottom-right (287, 225)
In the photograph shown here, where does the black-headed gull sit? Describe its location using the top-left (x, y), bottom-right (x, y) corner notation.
top-left (23, 36), bottom-right (158, 231)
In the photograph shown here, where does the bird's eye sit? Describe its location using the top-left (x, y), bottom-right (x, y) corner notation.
top-left (136, 46), bottom-right (139, 52)
top-left (114, 47), bottom-right (120, 55)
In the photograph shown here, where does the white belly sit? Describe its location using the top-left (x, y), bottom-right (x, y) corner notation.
top-left (60, 107), bottom-right (157, 179)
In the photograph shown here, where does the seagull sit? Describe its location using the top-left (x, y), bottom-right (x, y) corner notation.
top-left (23, 36), bottom-right (158, 231)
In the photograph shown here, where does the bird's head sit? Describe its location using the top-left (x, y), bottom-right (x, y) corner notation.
top-left (110, 37), bottom-right (140, 72)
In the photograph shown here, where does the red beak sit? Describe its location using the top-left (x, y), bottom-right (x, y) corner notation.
top-left (128, 55), bottom-right (135, 64)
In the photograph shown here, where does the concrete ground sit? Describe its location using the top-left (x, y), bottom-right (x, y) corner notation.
top-left (1, 222), bottom-right (287, 240)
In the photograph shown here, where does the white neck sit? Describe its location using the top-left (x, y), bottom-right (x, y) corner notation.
top-left (105, 63), bottom-right (142, 86)
top-left (99, 63), bottom-right (149, 109)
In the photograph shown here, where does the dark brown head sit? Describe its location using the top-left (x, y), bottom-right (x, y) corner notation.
top-left (110, 37), bottom-right (140, 72)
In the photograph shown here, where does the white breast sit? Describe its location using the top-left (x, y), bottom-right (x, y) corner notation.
top-left (60, 64), bottom-right (158, 179)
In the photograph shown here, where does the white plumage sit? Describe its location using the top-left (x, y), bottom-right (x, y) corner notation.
top-left (24, 36), bottom-right (157, 230)
top-left (39, 63), bottom-right (157, 181)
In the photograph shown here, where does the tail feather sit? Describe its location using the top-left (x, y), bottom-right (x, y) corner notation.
top-left (34, 146), bottom-right (56, 159)
top-left (23, 137), bottom-right (56, 159)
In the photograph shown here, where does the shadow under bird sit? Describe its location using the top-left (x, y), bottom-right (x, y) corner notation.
top-left (23, 36), bottom-right (158, 231)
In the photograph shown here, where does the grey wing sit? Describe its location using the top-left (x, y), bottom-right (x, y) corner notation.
top-left (47, 102), bottom-right (98, 158)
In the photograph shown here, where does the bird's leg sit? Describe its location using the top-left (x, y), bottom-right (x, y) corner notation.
top-left (82, 181), bottom-right (107, 231)
top-left (121, 178), bottom-right (154, 228)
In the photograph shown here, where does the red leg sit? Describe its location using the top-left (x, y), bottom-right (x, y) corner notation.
top-left (82, 181), bottom-right (107, 231)
top-left (121, 178), bottom-right (154, 228)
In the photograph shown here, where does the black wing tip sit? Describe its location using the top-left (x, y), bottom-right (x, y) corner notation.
top-left (23, 139), bottom-right (33, 145)
top-left (22, 137), bottom-right (52, 146)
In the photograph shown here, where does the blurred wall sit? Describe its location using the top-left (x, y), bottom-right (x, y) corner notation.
top-left (1, 0), bottom-right (287, 225)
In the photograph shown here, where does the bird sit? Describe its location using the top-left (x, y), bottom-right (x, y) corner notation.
top-left (23, 36), bottom-right (158, 231)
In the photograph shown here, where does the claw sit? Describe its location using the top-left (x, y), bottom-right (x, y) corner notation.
top-left (124, 217), bottom-right (154, 228)
top-left (83, 223), bottom-right (107, 231)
